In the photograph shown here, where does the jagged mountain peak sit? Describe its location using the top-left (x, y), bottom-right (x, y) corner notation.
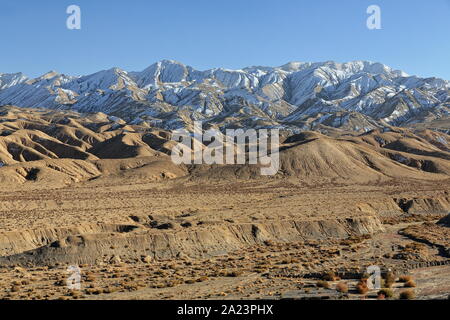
top-left (0, 72), bottom-right (28, 90)
top-left (278, 61), bottom-right (310, 71)
top-left (0, 60), bottom-right (449, 132)
top-left (130, 59), bottom-right (191, 88)
top-left (40, 70), bottom-right (59, 78)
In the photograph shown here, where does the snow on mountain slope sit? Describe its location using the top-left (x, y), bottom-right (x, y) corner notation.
top-left (0, 73), bottom-right (28, 90)
top-left (0, 60), bottom-right (449, 132)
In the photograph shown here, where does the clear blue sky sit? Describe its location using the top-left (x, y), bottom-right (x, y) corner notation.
top-left (1, 0), bottom-right (449, 79)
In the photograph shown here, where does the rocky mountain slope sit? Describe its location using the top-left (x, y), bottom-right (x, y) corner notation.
top-left (1, 60), bottom-right (449, 132)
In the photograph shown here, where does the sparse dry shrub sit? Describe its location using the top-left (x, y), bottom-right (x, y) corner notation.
top-left (11, 286), bottom-right (20, 292)
top-left (226, 270), bottom-right (243, 277)
top-left (356, 280), bottom-right (369, 294)
top-left (69, 290), bottom-right (82, 299)
top-left (404, 242), bottom-right (426, 252)
top-left (84, 288), bottom-right (94, 295)
top-left (336, 282), bottom-right (348, 293)
top-left (399, 275), bottom-right (413, 283)
top-left (378, 288), bottom-right (394, 299)
top-left (85, 287), bottom-right (103, 295)
top-left (399, 289), bottom-right (415, 300)
top-left (196, 276), bottom-right (209, 282)
top-left (382, 272), bottom-right (395, 288)
top-left (152, 283), bottom-right (165, 289)
top-left (404, 280), bottom-right (416, 288)
top-left (103, 287), bottom-right (117, 294)
top-left (123, 284), bottom-right (138, 292)
top-left (85, 274), bottom-right (96, 282)
top-left (382, 278), bottom-right (394, 288)
top-left (384, 271), bottom-right (396, 284)
top-left (174, 279), bottom-right (185, 286)
top-left (339, 239), bottom-right (353, 246)
top-left (322, 271), bottom-right (336, 281)
top-left (254, 267), bottom-right (268, 274)
top-left (316, 280), bottom-right (330, 289)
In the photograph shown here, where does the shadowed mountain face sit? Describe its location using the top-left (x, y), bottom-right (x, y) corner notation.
top-left (0, 60), bottom-right (449, 132)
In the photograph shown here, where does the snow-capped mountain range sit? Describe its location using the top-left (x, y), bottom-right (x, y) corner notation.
top-left (0, 60), bottom-right (449, 132)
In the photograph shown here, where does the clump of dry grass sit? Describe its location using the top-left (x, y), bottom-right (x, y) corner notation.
top-left (10, 285), bottom-right (20, 293)
top-left (226, 270), bottom-right (243, 277)
top-left (253, 266), bottom-right (269, 274)
top-left (377, 288), bottom-right (394, 299)
top-left (336, 282), bottom-right (348, 293)
top-left (398, 275), bottom-right (413, 283)
top-left (316, 280), bottom-right (330, 289)
top-left (383, 272), bottom-right (396, 288)
top-left (196, 276), bottom-right (209, 282)
top-left (399, 289), bottom-right (415, 300)
top-left (356, 280), bottom-right (369, 294)
top-left (184, 279), bottom-right (196, 284)
top-left (85, 288), bottom-right (103, 295)
top-left (20, 279), bottom-right (30, 285)
top-left (404, 280), bottom-right (416, 288)
top-left (84, 273), bottom-right (96, 282)
top-left (68, 289), bottom-right (83, 299)
top-left (322, 271), bottom-right (336, 281)
top-left (264, 240), bottom-right (275, 246)
top-left (103, 286), bottom-right (118, 294)
top-left (279, 257), bottom-right (300, 264)
top-left (404, 242), bottom-right (426, 252)
top-left (54, 279), bottom-right (65, 287)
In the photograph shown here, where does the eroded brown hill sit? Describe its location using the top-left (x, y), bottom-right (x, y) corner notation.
top-left (1, 106), bottom-right (450, 188)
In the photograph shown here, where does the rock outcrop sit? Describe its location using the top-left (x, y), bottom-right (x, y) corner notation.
top-left (0, 216), bottom-right (384, 267)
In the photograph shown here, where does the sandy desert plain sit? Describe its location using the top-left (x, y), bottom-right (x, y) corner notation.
top-left (0, 106), bottom-right (449, 300)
